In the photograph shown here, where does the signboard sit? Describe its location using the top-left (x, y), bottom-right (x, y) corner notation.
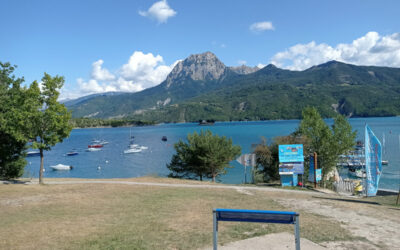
top-left (236, 154), bottom-right (256, 167)
top-left (315, 169), bottom-right (322, 182)
top-left (308, 155), bottom-right (321, 182)
top-left (279, 162), bottom-right (304, 175)
top-left (365, 125), bottom-right (382, 196)
top-left (236, 153), bottom-right (256, 184)
top-left (278, 144), bottom-right (304, 163)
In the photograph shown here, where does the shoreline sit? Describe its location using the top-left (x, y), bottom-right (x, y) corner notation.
top-left (3, 177), bottom-right (399, 194)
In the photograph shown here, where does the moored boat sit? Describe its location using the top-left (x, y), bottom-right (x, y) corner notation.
top-left (27, 150), bottom-right (40, 157)
top-left (87, 148), bottom-right (101, 152)
top-left (66, 150), bottom-right (78, 156)
top-left (162, 136), bottom-right (167, 141)
top-left (50, 164), bottom-right (73, 171)
top-left (124, 148), bottom-right (142, 154)
top-left (88, 144), bottom-right (103, 148)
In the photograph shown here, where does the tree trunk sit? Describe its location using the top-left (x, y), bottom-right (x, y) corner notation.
top-left (212, 174), bottom-right (216, 182)
top-left (200, 175), bottom-right (203, 181)
top-left (39, 149), bottom-right (44, 184)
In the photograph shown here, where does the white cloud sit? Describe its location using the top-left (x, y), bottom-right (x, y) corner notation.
top-left (139, 0), bottom-right (176, 23)
top-left (237, 60), bottom-right (247, 65)
top-left (250, 21), bottom-right (274, 32)
top-left (91, 60), bottom-right (115, 81)
top-left (60, 51), bottom-right (179, 100)
top-left (271, 32), bottom-right (400, 70)
top-left (120, 51), bottom-right (174, 90)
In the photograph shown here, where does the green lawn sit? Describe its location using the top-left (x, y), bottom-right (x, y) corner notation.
top-left (0, 179), bottom-right (368, 250)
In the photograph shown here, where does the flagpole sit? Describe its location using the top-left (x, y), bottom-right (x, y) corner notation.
top-left (365, 124), bottom-right (368, 197)
top-left (397, 135), bottom-right (400, 205)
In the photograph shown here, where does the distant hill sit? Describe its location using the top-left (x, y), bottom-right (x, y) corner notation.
top-left (66, 52), bottom-right (400, 122)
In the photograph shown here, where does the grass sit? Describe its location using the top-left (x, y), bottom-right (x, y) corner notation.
top-left (0, 178), bottom-right (365, 250)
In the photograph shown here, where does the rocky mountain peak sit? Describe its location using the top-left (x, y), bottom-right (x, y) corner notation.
top-left (229, 65), bottom-right (260, 75)
top-left (165, 51), bottom-right (227, 88)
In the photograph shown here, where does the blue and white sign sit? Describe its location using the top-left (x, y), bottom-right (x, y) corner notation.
top-left (315, 169), bottom-right (322, 182)
top-left (279, 162), bottom-right (304, 174)
top-left (278, 144), bottom-right (304, 163)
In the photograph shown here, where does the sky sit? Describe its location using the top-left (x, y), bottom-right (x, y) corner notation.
top-left (1, 0), bottom-right (399, 100)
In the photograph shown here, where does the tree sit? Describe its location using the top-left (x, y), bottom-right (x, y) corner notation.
top-left (29, 73), bottom-right (72, 184)
top-left (295, 107), bottom-right (356, 180)
top-left (253, 135), bottom-right (310, 182)
top-left (0, 62), bottom-right (31, 179)
top-left (167, 130), bottom-right (241, 182)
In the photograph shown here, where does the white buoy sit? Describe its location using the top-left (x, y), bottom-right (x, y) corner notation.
top-left (97, 166), bottom-right (101, 170)
top-left (105, 160), bottom-right (109, 164)
top-left (43, 168), bottom-right (45, 172)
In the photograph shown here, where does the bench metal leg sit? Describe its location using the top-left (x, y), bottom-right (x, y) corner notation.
top-left (294, 214), bottom-right (300, 250)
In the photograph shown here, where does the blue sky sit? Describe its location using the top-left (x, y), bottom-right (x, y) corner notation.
top-left (1, 0), bottom-right (399, 99)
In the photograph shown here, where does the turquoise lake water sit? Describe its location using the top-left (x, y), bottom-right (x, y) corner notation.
top-left (24, 117), bottom-right (400, 191)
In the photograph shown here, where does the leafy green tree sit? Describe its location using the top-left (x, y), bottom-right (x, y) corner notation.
top-left (331, 114), bottom-right (357, 157)
top-left (29, 74), bottom-right (72, 184)
top-left (167, 130), bottom-right (241, 182)
top-left (0, 62), bottom-right (31, 179)
top-left (296, 107), bottom-right (356, 179)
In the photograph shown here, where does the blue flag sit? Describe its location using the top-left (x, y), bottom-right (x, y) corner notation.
top-left (364, 125), bottom-right (382, 196)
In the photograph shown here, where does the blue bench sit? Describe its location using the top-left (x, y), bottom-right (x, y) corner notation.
top-left (213, 208), bottom-right (300, 250)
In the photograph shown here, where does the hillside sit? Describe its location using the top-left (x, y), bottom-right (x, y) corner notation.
top-left (66, 52), bottom-right (400, 122)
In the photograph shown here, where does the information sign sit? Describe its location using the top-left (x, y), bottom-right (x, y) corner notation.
top-left (279, 162), bottom-right (304, 174)
top-left (278, 145), bottom-right (304, 163)
top-left (315, 169), bottom-right (322, 182)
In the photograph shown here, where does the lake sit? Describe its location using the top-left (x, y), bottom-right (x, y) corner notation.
top-left (24, 117), bottom-right (400, 191)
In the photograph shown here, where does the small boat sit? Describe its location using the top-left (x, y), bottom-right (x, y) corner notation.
top-left (124, 148), bottom-right (142, 154)
top-left (162, 136), bottom-right (167, 141)
top-left (88, 144), bottom-right (103, 148)
top-left (27, 150), bottom-right (40, 157)
top-left (87, 148), bottom-right (101, 152)
top-left (66, 150), bottom-right (78, 156)
top-left (382, 160), bottom-right (389, 165)
top-left (198, 119), bottom-right (215, 126)
top-left (50, 164), bottom-right (73, 171)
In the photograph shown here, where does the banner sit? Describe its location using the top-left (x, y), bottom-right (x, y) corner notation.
top-left (308, 155), bottom-right (315, 182)
top-left (278, 144), bottom-right (304, 163)
top-left (365, 125), bottom-right (382, 196)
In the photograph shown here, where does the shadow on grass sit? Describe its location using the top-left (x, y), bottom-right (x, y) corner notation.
top-left (312, 196), bottom-right (381, 205)
top-left (0, 180), bottom-right (31, 185)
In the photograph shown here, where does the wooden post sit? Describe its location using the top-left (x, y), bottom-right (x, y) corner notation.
top-left (396, 187), bottom-right (400, 205)
top-left (313, 152), bottom-right (317, 189)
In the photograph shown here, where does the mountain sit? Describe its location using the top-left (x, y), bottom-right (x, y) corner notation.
top-left (62, 92), bottom-right (126, 106)
top-left (66, 52), bottom-right (400, 122)
top-left (229, 65), bottom-right (260, 75)
top-left (68, 52), bottom-right (238, 118)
